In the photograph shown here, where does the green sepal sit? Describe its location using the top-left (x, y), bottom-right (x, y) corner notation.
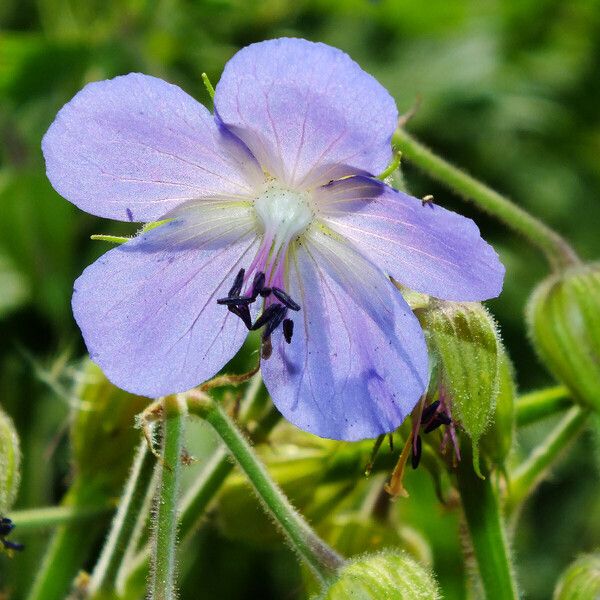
top-left (419, 301), bottom-right (501, 476)
top-left (480, 347), bottom-right (516, 471)
top-left (315, 550), bottom-right (441, 600)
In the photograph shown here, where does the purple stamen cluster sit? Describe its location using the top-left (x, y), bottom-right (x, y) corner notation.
top-left (0, 516), bottom-right (24, 552)
top-left (411, 400), bottom-right (453, 469)
top-left (217, 268), bottom-right (300, 350)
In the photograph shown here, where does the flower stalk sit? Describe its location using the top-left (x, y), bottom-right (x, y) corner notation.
top-left (88, 441), bottom-right (157, 596)
top-left (516, 386), bottom-right (572, 426)
top-left (10, 504), bottom-right (112, 530)
top-left (456, 445), bottom-right (519, 600)
top-left (392, 128), bottom-right (579, 271)
top-left (187, 392), bottom-right (345, 582)
top-left (508, 406), bottom-right (587, 513)
top-left (148, 396), bottom-right (187, 600)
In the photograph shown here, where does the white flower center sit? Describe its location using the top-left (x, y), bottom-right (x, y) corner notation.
top-left (254, 181), bottom-right (313, 245)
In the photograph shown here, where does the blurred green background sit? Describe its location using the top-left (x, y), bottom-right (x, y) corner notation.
top-left (1, 0), bottom-right (599, 598)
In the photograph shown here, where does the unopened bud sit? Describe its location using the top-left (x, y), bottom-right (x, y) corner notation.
top-left (316, 550), bottom-right (441, 599)
top-left (419, 301), bottom-right (501, 476)
top-left (553, 553), bottom-right (600, 600)
top-left (527, 263), bottom-right (600, 413)
top-left (0, 406), bottom-right (20, 513)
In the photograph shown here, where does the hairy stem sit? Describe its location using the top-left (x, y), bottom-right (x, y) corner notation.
top-left (188, 394), bottom-right (344, 581)
top-left (456, 447), bottom-right (519, 600)
top-left (148, 396), bottom-right (187, 600)
top-left (25, 482), bottom-right (108, 600)
top-left (508, 406), bottom-right (587, 512)
top-left (516, 386), bottom-right (572, 426)
top-left (10, 503), bottom-right (112, 531)
top-left (392, 128), bottom-right (579, 270)
top-left (88, 441), bottom-right (157, 596)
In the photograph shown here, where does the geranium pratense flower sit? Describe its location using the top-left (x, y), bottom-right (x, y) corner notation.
top-left (42, 38), bottom-right (504, 441)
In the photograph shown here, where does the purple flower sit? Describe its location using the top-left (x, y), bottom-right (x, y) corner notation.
top-left (42, 38), bottom-right (504, 441)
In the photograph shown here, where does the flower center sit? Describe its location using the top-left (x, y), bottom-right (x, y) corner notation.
top-left (216, 182), bottom-right (312, 356)
top-left (254, 181), bottom-right (313, 249)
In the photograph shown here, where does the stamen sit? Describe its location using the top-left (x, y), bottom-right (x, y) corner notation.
top-left (437, 412), bottom-right (452, 426)
top-left (411, 434), bottom-right (422, 469)
top-left (424, 417), bottom-right (446, 434)
top-left (271, 287), bottom-right (301, 311)
top-left (2, 539), bottom-right (25, 552)
top-left (259, 287), bottom-right (272, 298)
top-left (0, 518), bottom-right (14, 536)
top-left (420, 400), bottom-right (440, 423)
top-left (282, 318), bottom-right (294, 343)
top-left (251, 271), bottom-right (266, 299)
top-left (228, 268), bottom-right (245, 297)
top-left (264, 305), bottom-right (287, 338)
top-left (227, 305), bottom-right (252, 330)
top-left (251, 303), bottom-right (284, 331)
top-left (216, 296), bottom-right (254, 306)
top-left (261, 336), bottom-right (273, 360)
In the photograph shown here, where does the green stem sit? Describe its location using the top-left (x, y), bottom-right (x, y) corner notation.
top-left (10, 503), bottom-right (112, 531)
top-left (392, 128), bottom-right (579, 270)
top-left (508, 406), bottom-right (587, 512)
top-left (456, 446), bottom-right (519, 600)
top-left (88, 441), bottom-right (157, 596)
top-left (516, 386), bottom-right (572, 426)
top-left (121, 380), bottom-right (276, 594)
top-left (148, 396), bottom-right (187, 600)
top-left (189, 395), bottom-right (344, 581)
top-left (26, 482), bottom-right (109, 600)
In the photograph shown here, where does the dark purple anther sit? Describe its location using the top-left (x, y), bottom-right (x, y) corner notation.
top-left (0, 518), bottom-right (14, 536)
top-left (227, 305), bottom-right (252, 330)
top-left (437, 412), bottom-right (451, 426)
top-left (411, 434), bottom-right (422, 469)
top-left (264, 305), bottom-right (288, 338)
top-left (217, 296), bottom-right (254, 306)
top-left (283, 318), bottom-right (294, 343)
top-left (2, 539), bottom-right (25, 552)
top-left (251, 303), bottom-right (283, 331)
top-left (424, 417), bottom-right (446, 434)
top-left (271, 287), bottom-right (301, 311)
top-left (421, 400), bottom-right (440, 423)
top-left (228, 268), bottom-right (245, 297)
top-left (251, 271), bottom-right (266, 298)
top-left (259, 287), bottom-right (272, 298)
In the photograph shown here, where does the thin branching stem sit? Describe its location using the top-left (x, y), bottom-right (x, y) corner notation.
top-left (148, 396), bottom-right (187, 600)
top-left (188, 393), bottom-right (344, 582)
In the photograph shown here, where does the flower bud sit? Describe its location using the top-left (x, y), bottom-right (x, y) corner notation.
top-left (316, 550), bottom-right (441, 599)
top-left (0, 406), bottom-right (20, 513)
top-left (480, 347), bottom-right (516, 469)
top-left (419, 301), bottom-right (501, 476)
top-left (527, 263), bottom-right (600, 413)
top-left (553, 553), bottom-right (600, 600)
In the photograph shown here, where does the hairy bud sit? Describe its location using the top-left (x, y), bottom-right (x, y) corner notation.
top-left (315, 550), bottom-right (440, 599)
top-left (553, 553), bottom-right (600, 600)
top-left (527, 263), bottom-right (600, 413)
top-left (419, 301), bottom-right (501, 476)
top-left (0, 406), bottom-right (20, 513)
